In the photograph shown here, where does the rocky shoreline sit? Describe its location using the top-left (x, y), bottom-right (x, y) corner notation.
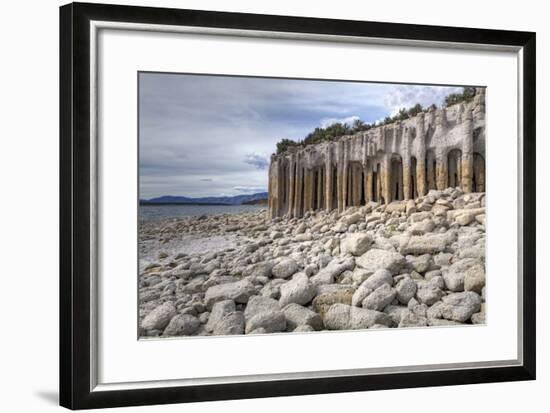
top-left (139, 188), bottom-right (486, 337)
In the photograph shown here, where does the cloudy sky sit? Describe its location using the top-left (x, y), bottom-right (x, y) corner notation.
top-left (139, 73), bottom-right (461, 199)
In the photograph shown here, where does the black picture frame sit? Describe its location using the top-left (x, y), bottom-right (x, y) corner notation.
top-left (60, 2), bottom-right (536, 410)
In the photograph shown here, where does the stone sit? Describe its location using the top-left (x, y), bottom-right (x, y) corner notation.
top-left (395, 277), bottom-right (417, 304)
top-left (310, 257), bottom-right (355, 285)
top-left (244, 296), bottom-right (280, 320)
top-left (211, 311), bottom-right (245, 335)
top-left (323, 303), bottom-right (351, 330)
top-left (282, 303), bottom-right (323, 331)
top-left (398, 311), bottom-right (428, 328)
top-left (428, 318), bottom-right (463, 326)
top-left (340, 233), bottom-right (372, 256)
top-left (406, 254), bottom-right (433, 273)
top-left (455, 212), bottom-right (475, 226)
top-left (442, 258), bottom-right (480, 292)
top-left (350, 306), bottom-right (393, 328)
top-left (141, 301), bottom-right (177, 331)
top-left (250, 261), bottom-right (274, 278)
top-left (245, 310), bottom-right (287, 334)
top-left (271, 258), bottom-right (299, 279)
top-left (362, 284), bottom-right (396, 311)
top-left (440, 292), bottom-right (482, 322)
top-left (384, 305), bottom-right (409, 325)
top-left (341, 212), bottom-right (363, 225)
top-left (205, 300), bottom-right (236, 332)
top-left (333, 222), bottom-right (348, 233)
top-left (416, 283), bottom-right (445, 305)
top-left (312, 287), bottom-right (354, 317)
top-left (471, 312), bottom-right (486, 324)
top-left (360, 269), bottom-right (393, 291)
top-left (401, 233), bottom-right (453, 255)
top-left (351, 283), bottom-right (373, 307)
top-left (279, 273), bottom-right (317, 307)
top-left (204, 279), bottom-right (256, 310)
top-left (410, 219), bottom-right (435, 235)
top-left (464, 264), bottom-right (485, 293)
top-left (356, 249), bottom-right (406, 274)
top-left (163, 314), bottom-right (200, 336)
top-left (293, 324), bottom-right (315, 332)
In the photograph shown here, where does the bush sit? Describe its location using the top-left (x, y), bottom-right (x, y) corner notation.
top-left (275, 88), bottom-right (476, 154)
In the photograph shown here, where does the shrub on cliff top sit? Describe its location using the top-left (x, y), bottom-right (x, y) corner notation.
top-left (275, 87), bottom-right (477, 154)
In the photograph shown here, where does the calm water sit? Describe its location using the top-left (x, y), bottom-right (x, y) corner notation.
top-left (140, 204), bottom-right (267, 221)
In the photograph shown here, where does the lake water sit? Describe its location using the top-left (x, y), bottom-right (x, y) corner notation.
top-left (140, 204), bottom-right (267, 221)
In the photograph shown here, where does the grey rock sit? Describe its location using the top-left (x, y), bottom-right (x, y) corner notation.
top-left (401, 233), bottom-right (453, 255)
top-left (471, 311), bottom-right (486, 324)
top-left (323, 303), bottom-right (351, 330)
top-left (362, 284), bottom-right (396, 311)
top-left (141, 301), bottom-right (176, 331)
top-left (245, 310), bottom-right (286, 334)
top-left (340, 233), bottom-right (372, 256)
top-left (356, 249), bottom-right (406, 275)
top-left (279, 273), bottom-right (317, 307)
top-left (398, 311), bottom-right (428, 328)
top-left (440, 291), bottom-right (482, 322)
top-left (244, 296), bottom-right (280, 320)
top-left (395, 277), bottom-right (417, 304)
top-left (464, 264), bottom-right (485, 293)
top-left (163, 314), bottom-right (200, 336)
top-left (312, 287), bottom-right (354, 317)
top-left (204, 279), bottom-right (256, 310)
top-left (416, 283), bottom-right (445, 305)
top-left (213, 311), bottom-right (245, 335)
top-left (205, 300), bottom-right (236, 332)
top-left (406, 254), bottom-right (433, 273)
top-left (293, 324), bottom-right (315, 332)
top-left (350, 306), bottom-right (393, 329)
top-left (361, 269), bottom-right (393, 290)
top-left (272, 258), bottom-right (299, 279)
top-left (310, 257), bottom-right (355, 285)
top-left (282, 303), bottom-right (323, 331)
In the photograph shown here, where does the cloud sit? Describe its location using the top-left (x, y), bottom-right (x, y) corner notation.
top-left (244, 152), bottom-right (269, 170)
top-left (233, 186), bottom-right (267, 193)
top-left (139, 73), bottom-right (464, 198)
top-left (383, 85), bottom-right (463, 116)
top-left (320, 115), bottom-right (360, 128)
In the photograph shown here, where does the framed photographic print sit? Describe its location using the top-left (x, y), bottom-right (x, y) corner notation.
top-left (59, 2), bottom-right (536, 410)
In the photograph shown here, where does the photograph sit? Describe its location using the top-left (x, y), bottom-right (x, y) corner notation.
top-left (138, 73), bottom-right (487, 338)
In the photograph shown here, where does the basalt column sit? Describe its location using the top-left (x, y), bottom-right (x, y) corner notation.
top-left (287, 154), bottom-right (296, 217)
top-left (435, 151), bottom-right (448, 191)
top-left (461, 108), bottom-right (474, 192)
top-left (325, 147), bottom-right (333, 211)
top-left (304, 167), bottom-right (313, 213)
top-left (416, 113), bottom-right (427, 196)
top-left (435, 109), bottom-right (448, 191)
top-left (293, 155), bottom-right (303, 218)
top-left (402, 127), bottom-right (412, 200)
top-left (342, 141), bottom-right (350, 210)
top-left (365, 161), bottom-right (373, 204)
top-left (336, 141), bottom-right (345, 213)
top-left (382, 154), bottom-right (391, 204)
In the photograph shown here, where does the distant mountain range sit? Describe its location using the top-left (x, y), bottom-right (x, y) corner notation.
top-left (140, 192), bottom-right (268, 206)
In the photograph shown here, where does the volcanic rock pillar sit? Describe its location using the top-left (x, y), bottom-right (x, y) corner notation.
top-left (416, 113), bottom-right (427, 196)
top-left (325, 147), bottom-right (333, 211)
top-left (461, 108), bottom-right (474, 193)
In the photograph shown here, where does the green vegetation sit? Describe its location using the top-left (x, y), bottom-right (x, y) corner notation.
top-left (443, 86), bottom-right (476, 107)
top-left (275, 87), bottom-right (477, 154)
